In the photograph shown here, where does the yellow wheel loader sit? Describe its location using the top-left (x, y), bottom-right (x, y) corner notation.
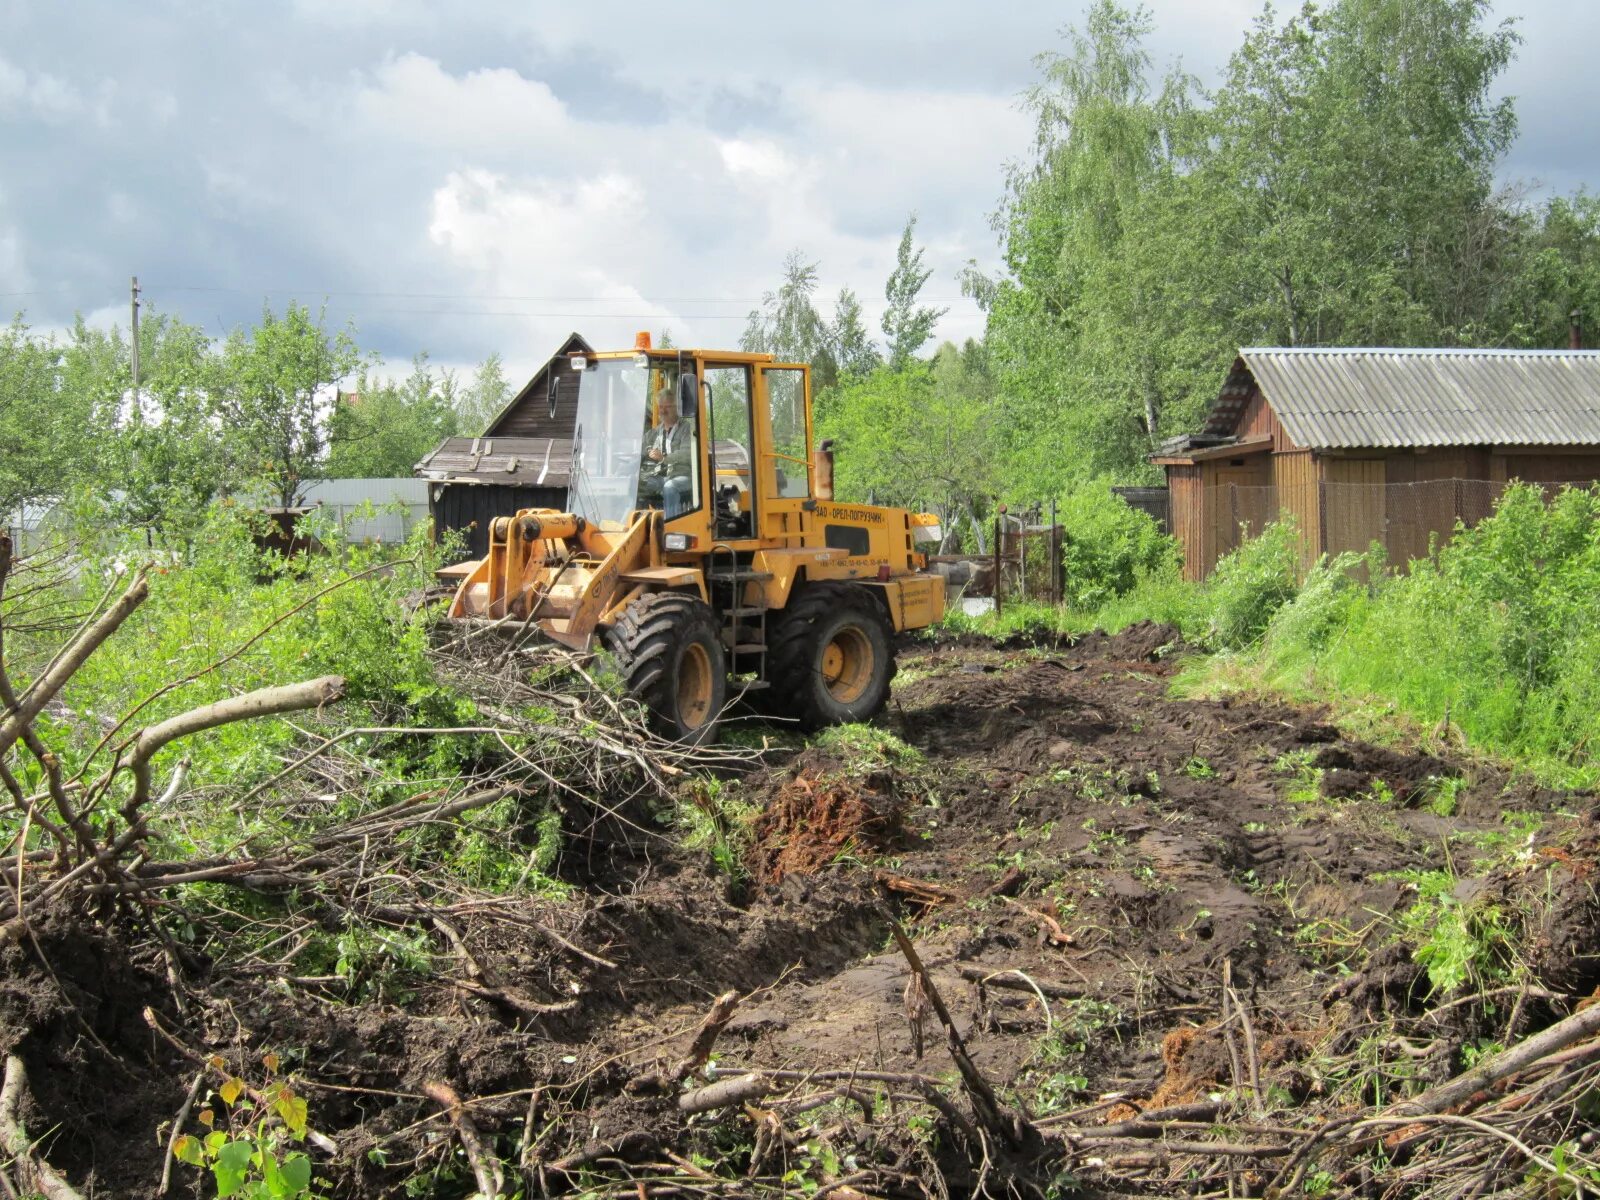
top-left (448, 335), bottom-right (946, 742)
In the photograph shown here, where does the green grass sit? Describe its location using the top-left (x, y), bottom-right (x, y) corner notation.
top-left (1123, 486), bottom-right (1600, 788)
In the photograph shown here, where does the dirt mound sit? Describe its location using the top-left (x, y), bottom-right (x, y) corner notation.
top-left (750, 753), bottom-right (909, 882)
top-left (0, 915), bottom-right (184, 1198)
top-left (1313, 741), bottom-right (1455, 803)
top-left (1067, 619), bottom-right (1183, 663)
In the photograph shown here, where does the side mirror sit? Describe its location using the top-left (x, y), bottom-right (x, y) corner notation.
top-left (678, 371), bottom-right (699, 414)
top-left (547, 372), bottom-right (558, 420)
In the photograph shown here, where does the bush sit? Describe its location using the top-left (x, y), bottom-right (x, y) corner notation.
top-left (1206, 516), bottom-right (1302, 649)
top-left (1248, 483), bottom-right (1600, 780)
top-left (1056, 485), bottom-right (1179, 609)
top-left (1264, 551), bottom-right (1365, 653)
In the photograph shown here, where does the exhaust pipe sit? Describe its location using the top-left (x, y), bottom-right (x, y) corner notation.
top-left (814, 438), bottom-right (835, 502)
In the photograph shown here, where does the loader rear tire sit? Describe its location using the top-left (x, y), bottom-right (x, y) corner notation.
top-left (767, 582), bottom-right (895, 731)
top-left (606, 592), bottom-right (726, 744)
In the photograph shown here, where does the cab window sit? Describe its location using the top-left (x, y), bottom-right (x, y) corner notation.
top-left (764, 368), bottom-right (810, 498)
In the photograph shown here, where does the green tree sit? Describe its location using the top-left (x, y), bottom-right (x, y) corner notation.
top-left (86, 311), bottom-right (221, 534)
top-left (829, 287), bottom-right (880, 379)
top-left (455, 352), bottom-right (514, 434)
top-left (882, 214), bottom-right (947, 369)
top-left (741, 251), bottom-right (839, 387)
top-left (0, 319), bottom-right (84, 516)
top-left (213, 302), bottom-right (362, 507)
top-left (985, 0), bottom-right (1535, 493)
top-left (328, 355), bottom-right (460, 478)
top-left (818, 339), bottom-right (998, 551)
top-left (985, 1), bottom-right (1190, 490)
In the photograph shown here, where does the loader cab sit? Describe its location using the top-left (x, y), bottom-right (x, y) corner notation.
top-left (565, 353), bottom-right (702, 530)
top-left (701, 356), bottom-right (814, 545)
top-left (565, 342), bottom-right (813, 547)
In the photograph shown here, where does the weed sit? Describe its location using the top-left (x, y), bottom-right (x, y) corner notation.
top-left (1273, 750), bottom-right (1324, 805)
top-left (1182, 756), bottom-right (1216, 780)
top-left (1018, 998), bottom-right (1125, 1114)
top-left (812, 723), bottom-right (924, 770)
top-left (1421, 774), bottom-right (1467, 817)
top-left (172, 1053), bottom-right (323, 1199)
top-left (673, 776), bottom-right (757, 881)
top-left (1385, 867), bottom-right (1518, 994)
top-left (1207, 516), bottom-right (1302, 649)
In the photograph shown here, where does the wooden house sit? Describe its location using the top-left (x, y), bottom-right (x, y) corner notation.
top-left (1153, 347), bottom-right (1600, 579)
top-left (416, 333), bottom-right (589, 561)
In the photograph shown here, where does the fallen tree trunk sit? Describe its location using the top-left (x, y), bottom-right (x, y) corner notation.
top-left (1385, 1001), bottom-right (1600, 1117)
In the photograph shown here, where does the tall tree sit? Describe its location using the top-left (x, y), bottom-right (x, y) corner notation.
top-left (80, 311), bottom-right (221, 534)
top-left (817, 339), bottom-right (998, 551)
top-left (985, 1), bottom-right (1190, 490)
top-left (882, 215), bottom-right (947, 369)
top-left (829, 288), bottom-right (880, 379)
top-left (984, 0), bottom-right (1531, 494)
top-left (742, 251), bottom-right (839, 387)
top-left (454, 352), bottom-right (513, 435)
top-left (212, 302), bottom-right (361, 508)
top-left (0, 320), bottom-right (81, 517)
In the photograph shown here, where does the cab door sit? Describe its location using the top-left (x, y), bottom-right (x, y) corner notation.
top-left (755, 364), bottom-right (812, 543)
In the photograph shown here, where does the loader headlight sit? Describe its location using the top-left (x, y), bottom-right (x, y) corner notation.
top-left (664, 532), bottom-right (690, 551)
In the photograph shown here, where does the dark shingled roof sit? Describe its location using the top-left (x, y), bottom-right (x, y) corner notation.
top-left (415, 437), bottom-right (571, 486)
top-left (1237, 347), bottom-right (1600, 449)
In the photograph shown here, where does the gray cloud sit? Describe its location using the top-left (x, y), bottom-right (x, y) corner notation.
top-left (2, 0), bottom-right (1594, 383)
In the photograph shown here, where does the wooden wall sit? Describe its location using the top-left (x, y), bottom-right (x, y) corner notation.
top-left (1269, 450), bottom-right (1321, 568)
top-left (1322, 458), bottom-right (1386, 557)
top-left (1170, 464), bottom-right (1205, 581)
top-left (1163, 406), bottom-right (1600, 582)
top-left (1498, 451), bottom-right (1600, 487)
top-left (488, 364), bottom-right (581, 439)
top-left (1238, 386), bottom-right (1300, 453)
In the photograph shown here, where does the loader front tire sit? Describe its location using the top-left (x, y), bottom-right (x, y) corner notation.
top-left (606, 593), bottom-right (727, 744)
top-left (767, 582), bottom-right (895, 731)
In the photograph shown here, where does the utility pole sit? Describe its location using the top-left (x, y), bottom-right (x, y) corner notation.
top-left (130, 275), bottom-right (141, 394)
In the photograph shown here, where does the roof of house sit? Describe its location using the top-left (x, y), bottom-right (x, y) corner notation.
top-left (1222, 347), bottom-right (1600, 450)
top-left (482, 331), bottom-right (592, 437)
top-left (415, 436), bottom-right (571, 487)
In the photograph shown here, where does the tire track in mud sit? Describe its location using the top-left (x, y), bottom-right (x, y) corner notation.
top-left (716, 622), bottom-right (1569, 1111)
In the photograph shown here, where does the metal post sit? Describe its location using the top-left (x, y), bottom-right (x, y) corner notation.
top-left (1049, 496), bottom-right (1060, 606)
top-left (1018, 508), bottom-right (1027, 602)
top-left (992, 510), bottom-right (1003, 617)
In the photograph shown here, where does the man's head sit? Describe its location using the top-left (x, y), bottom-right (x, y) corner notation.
top-left (656, 386), bottom-right (679, 426)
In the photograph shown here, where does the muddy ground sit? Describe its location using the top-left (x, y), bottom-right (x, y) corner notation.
top-left (7, 622), bottom-right (1597, 1197)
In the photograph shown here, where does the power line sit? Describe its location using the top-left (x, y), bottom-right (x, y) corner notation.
top-left (146, 283), bottom-right (977, 304)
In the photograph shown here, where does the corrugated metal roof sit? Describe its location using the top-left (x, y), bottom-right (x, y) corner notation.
top-left (1239, 347), bottom-right (1600, 448)
top-left (415, 437), bottom-right (571, 486)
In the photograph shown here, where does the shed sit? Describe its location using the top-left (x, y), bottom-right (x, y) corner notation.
top-left (416, 437), bottom-right (572, 562)
top-left (1154, 347), bottom-right (1600, 579)
top-left (418, 333), bottom-right (589, 560)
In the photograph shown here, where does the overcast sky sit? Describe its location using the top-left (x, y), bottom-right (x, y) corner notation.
top-left (2, 0), bottom-right (1596, 384)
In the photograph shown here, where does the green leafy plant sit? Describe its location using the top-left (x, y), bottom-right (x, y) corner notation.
top-left (812, 723), bottom-right (924, 770)
top-left (1388, 868), bottom-right (1516, 994)
top-left (673, 776), bottom-right (757, 881)
top-left (173, 1053), bottom-right (323, 1200)
top-left (1206, 516), bottom-right (1303, 649)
